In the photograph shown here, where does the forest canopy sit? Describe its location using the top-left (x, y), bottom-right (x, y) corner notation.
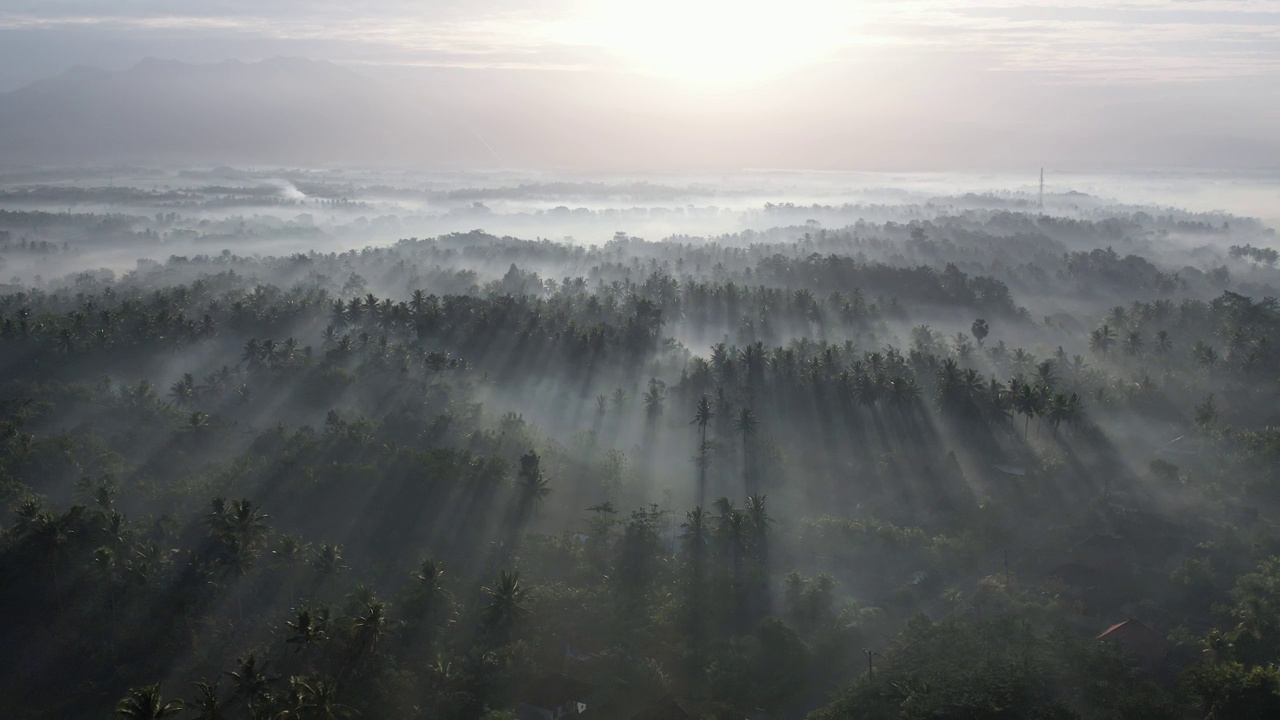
top-left (1, 171), bottom-right (1279, 719)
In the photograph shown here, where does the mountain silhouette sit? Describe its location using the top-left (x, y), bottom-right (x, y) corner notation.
top-left (0, 57), bottom-right (497, 167)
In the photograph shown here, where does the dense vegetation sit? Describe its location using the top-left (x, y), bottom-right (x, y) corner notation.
top-left (2, 180), bottom-right (1280, 719)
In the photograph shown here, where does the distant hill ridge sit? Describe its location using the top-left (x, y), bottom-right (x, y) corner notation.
top-left (0, 57), bottom-right (490, 167)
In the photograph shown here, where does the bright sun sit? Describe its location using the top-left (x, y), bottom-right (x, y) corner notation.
top-left (575, 0), bottom-right (854, 89)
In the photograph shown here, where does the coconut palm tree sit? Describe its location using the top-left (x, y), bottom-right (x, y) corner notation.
top-left (746, 494), bottom-right (772, 562)
top-left (680, 507), bottom-right (710, 567)
top-left (168, 373), bottom-right (199, 407)
top-left (516, 450), bottom-right (551, 521)
top-left (224, 654), bottom-right (274, 712)
top-left (1010, 348), bottom-right (1035, 376)
top-left (643, 378), bottom-right (666, 423)
top-left (733, 407), bottom-right (757, 494)
top-left (1089, 324), bottom-right (1117, 355)
top-left (242, 339), bottom-right (263, 367)
top-left (312, 543), bottom-right (347, 583)
top-left (185, 679), bottom-right (223, 720)
top-left (1034, 360), bottom-right (1057, 389)
top-left (351, 598), bottom-right (389, 658)
top-left (287, 606), bottom-right (330, 654)
top-left (692, 395), bottom-right (714, 506)
top-left (1124, 331), bottom-right (1145, 357)
top-left (291, 676), bottom-right (355, 719)
top-left (717, 506), bottom-right (750, 629)
top-left (1011, 380), bottom-right (1039, 439)
top-left (405, 559), bottom-right (454, 646)
top-left (887, 376), bottom-right (921, 415)
top-left (114, 685), bottom-right (183, 719)
top-left (225, 499), bottom-right (270, 550)
top-left (481, 570), bottom-right (531, 642)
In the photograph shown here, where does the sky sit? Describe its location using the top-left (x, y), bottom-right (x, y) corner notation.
top-left (1, 1), bottom-right (1279, 170)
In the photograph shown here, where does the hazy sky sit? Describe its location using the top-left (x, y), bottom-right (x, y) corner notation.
top-left (1, 1), bottom-right (1279, 170)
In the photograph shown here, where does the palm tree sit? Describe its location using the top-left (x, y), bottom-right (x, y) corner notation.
top-left (169, 373), bottom-right (199, 407)
top-left (887, 376), bottom-right (920, 414)
top-left (1124, 331), bottom-right (1144, 356)
top-left (1107, 305), bottom-right (1128, 328)
top-left (412, 559), bottom-right (449, 606)
top-left (291, 676), bottom-right (355, 719)
top-left (1194, 341), bottom-right (1219, 369)
top-left (224, 654), bottom-right (274, 711)
top-left (692, 395), bottom-right (714, 506)
top-left (330, 300), bottom-right (348, 327)
top-left (410, 289), bottom-right (428, 316)
top-left (1067, 354), bottom-right (1089, 378)
top-left (746, 494), bottom-right (772, 563)
top-left (643, 378), bottom-right (666, 423)
top-left (1011, 380), bottom-right (1039, 439)
top-left (226, 499), bottom-right (270, 549)
top-left (1089, 324), bottom-right (1117, 355)
top-left (1010, 348), bottom-right (1035, 376)
top-left (114, 685), bottom-right (183, 719)
top-left (1046, 393), bottom-right (1081, 435)
top-left (481, 570), bottom-right (531, 642)
top-left (351, 598), bottom-right (389, 658)
top-left (287, 606), bottom-right (330, 653)
top-left (346, 297), bottom-right (364, 324)
top-left (335, 335), bottom-right (354, 356)
top-left (516, 450), bottom-right (551, 521)
top-left (981, 377), bottom-right (1012, 425)
top-left (717, 507), bottom-right (750, 628)
top-left (1034, 360), bottom-right (1057, 388)
top-left (739, 341), bottom-right (766, 386)
top-left (312, 543), bottom-right (347, 583)
top-left (1049, 392), bottom-right (1070, 430)
top-left (680, 507), bottom-right (710, 567)
top-left (204, 498), bottom-right (270, 578)
top-left (185, 679), bottom-right (223, 720)
top-left (733, 407), bottom-right (757, 494)
top-left (406, 559), bottom-right (454, 644)
top-left (1154, 330), bottom-right (1172, 355)
top-left (199, 314), bottom-right (218, 338)
top-left (854, 372), bottom-right (881, 410)
top-left (242, 338), bottom-right (263, 367)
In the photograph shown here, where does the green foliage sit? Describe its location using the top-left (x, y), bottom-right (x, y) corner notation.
top-left (1, 206), bottom-right (1280, 719)
top-left (811, 616), bottom-right (1178, 720)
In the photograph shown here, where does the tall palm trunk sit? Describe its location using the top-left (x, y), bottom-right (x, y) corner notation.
top-left (698, 424), bottom-right (708, 508)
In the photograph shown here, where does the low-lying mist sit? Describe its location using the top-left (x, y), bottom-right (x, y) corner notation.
top-left (2, 166), bottom-right (1279, 719)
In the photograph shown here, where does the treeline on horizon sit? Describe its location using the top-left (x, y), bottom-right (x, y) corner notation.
top-left (1, 202), bottom-right (1280, 718)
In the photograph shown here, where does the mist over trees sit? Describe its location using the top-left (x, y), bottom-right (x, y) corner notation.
top-left (2, 170), bottom-right (1280, 718)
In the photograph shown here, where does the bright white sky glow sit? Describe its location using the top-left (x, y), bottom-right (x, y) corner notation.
top-left (567, 0), bottom-right (860, 87)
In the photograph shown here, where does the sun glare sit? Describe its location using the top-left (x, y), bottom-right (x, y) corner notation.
top-left (576, 0), bottom-right (854, 89)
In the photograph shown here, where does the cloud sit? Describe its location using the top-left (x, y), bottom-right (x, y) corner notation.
top-left (0, 0), bottom-right (1278, 84)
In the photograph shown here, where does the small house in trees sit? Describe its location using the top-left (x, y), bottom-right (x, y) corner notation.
top-left (1097, 618), bottom-right (1170, 671)
top-left (516, 674), bottom-right (595, 720)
